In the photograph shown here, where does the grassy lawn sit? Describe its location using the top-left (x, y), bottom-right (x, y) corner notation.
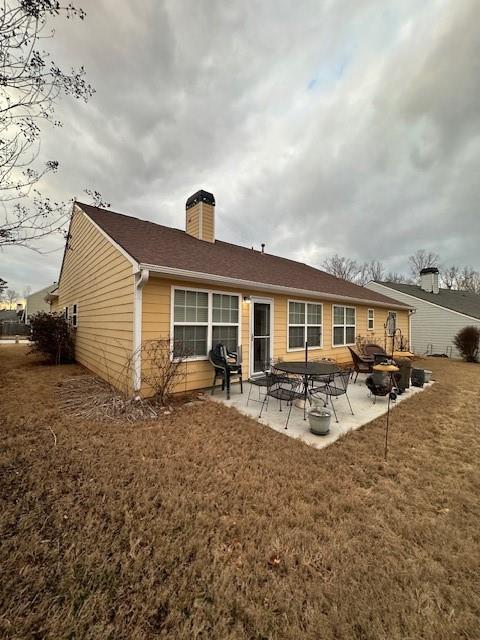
top-left (1, 345), bottom-right (479, 639)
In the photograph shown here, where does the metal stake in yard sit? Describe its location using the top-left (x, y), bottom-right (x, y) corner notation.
top-left (373, 363), bottom-right (399, 461)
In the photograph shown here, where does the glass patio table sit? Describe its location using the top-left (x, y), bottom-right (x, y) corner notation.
top-left (274, 360), bottom-right (340, 419)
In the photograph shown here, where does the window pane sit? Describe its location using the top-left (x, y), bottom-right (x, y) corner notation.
top-left (212, 326), bottom-right (238, 353)
top-left (212, 294), bottom-right (239, 324)
top-left (196, 292), bottom-right (208, 322)
top-left (174, 289), bottom-right (185, 305)
top-left (345, 307), bottom-right (356, 325)
top-left (345, 326), bottom-right (355, 344)
top-left (307, 303), bottom-right (322, 325)
top-left (333, 306), bottom-right (344, 325)
top-left (307, 326), bottom-right (321, 347)
top-left (333, 326), bottom-right (344, 346)
top-left (173, 325), bottom-right (207, 357)
top-left (289, 326), bottom-right (305, 349)
top-left (289, 301), bottom-right (305, 325)
top-left (174, 304), bottom-right (185, 322)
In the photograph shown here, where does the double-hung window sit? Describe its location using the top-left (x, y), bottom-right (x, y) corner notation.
top-left (64, 306), bottom-right (69, 321)
top-left (333, 305), bottom-right (356, 346)
top-left (173, 290), bottom-right (209, 357)
top-left (288, 301), bottom-right (322, 349)
top-left (172, 288), bottom-right (240, 358)
top-left (367, 308), bottom-right (374, 331)
top-left (212, 294), bottom-right (239, 353)
top-left (71, 304), bottom-right (78, 328)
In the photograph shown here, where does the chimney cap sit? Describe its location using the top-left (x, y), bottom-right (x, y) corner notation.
top-left (186, 190), bottom-right (215, 210)
top-left (420, 267), bottom-right (439, 275)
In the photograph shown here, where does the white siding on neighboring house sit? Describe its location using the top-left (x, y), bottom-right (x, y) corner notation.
top-left (366, 282), bottom-right (480, 358)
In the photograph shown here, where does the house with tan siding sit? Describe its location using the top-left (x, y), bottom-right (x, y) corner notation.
top-left (51, 191), bottom-right (411, 396)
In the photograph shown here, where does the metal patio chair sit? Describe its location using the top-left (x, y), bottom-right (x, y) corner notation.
top-left (311, 369), bottom-right (354, 423)
top-left (258, 367), bottom-right (304, 429)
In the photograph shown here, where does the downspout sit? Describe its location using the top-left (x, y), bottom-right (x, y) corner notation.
top-left (133, 268), bottom-right (149, 398)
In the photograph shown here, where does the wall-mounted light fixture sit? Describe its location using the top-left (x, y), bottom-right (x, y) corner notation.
top-left (243, 295), bottom-right (251, 304)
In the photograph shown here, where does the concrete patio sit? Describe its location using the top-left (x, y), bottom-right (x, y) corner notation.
top-left (210, 373), bottom-right (434, 449)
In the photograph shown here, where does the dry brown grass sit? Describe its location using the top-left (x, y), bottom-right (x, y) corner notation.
top-left (1, 345), bottom-right (479, 640)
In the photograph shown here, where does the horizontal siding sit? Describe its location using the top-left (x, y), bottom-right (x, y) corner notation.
top-left (142, 277), bottom-right (410, 394)
top-left (367, 282), bottom-right (480, 357)
top-left (54, 207), bottom-right (135, 393)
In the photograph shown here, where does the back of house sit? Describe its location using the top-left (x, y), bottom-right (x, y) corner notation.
top-left (51, 191), bottom-right (411, 396)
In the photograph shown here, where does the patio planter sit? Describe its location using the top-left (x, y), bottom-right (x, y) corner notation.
top-left (308, 408), bottom-right (332, 435)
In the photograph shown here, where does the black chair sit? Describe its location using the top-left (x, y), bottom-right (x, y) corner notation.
top-left (311, 369), bottom-right (354, 423)
top-left (259, 368), bottom-right (304, 429)
top-left (246, 374), bottom-right (270, 406)
top-left (208, 344), bottom-right (243, 400)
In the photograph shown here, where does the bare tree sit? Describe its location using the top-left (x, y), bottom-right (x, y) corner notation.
top-left (6, 288), bottom-right (18, 308)
top-left (22, 285), bottom-right (32, 298)
top-left (408, 249), bottom-right (440, 280)
top-left (0, 1), bottom-right (95, 248)
top-left (322, 254), bottom-right (361, 282)
top-left (385, 271), bottom-right (409, 284)
top-left (440, 265), bottom-right (461, 289)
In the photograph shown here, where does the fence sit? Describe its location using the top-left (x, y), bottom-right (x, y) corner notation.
top-left (0, 321), bottom-right (31, 337)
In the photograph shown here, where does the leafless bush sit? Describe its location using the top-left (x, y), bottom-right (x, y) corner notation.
top-left (136, 337), bottom-right (191, 405)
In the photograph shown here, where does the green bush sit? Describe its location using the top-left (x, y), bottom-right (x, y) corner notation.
top-left (29, 312), bottom-right (75, 364)
top-left (453, 326), bottom-right (480, 363)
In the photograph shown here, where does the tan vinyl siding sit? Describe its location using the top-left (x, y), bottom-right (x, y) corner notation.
top-left (142, 276), bottom-right (410, 394)
top-left (54, 208), bottom-right (135, 392)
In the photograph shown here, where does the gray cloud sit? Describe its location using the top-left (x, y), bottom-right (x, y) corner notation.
top-left (2, 0), bottom-right (479, 295)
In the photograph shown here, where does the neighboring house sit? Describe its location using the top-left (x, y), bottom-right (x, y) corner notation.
top-left (0, 305), bottom-right (28, 336)
top-left (51, 192), bottom-right (410, 396)
top-left (25, 283), bottom-right (57, 323)
top-left (366, 268), bottom-right (480, 357)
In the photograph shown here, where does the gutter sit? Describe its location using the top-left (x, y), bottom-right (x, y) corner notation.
top-left (133, 268), bottom-right (149, 396)
top-left (139, 263), bottom-right (411, 311)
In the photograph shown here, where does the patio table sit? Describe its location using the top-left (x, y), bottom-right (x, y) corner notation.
top-left (275, 361), bottom-right (340, 419)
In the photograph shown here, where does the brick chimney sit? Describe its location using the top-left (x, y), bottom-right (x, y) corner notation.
top-left (185, 190), bottom-right (215, 242)
top-left (420, 267), bottom-right (439, 294)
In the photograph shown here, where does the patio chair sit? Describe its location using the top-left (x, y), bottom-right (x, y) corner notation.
top-left (348, 347), bottom-right (374, 382)
top-left (310, 369), bottom-right (354, 423)
top-left (246, 374), bottom-right (270, 406)
top-left (259, 368), bottom-right (304, 429)
top-left (208, 344), bottom-right (243, 400)
top-left (364, 344), bottom-right (390, 361)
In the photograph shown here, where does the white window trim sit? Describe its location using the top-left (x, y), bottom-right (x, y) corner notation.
top-left (71, 303), bottom-right (78, 328)
top-left (332, 304), bottom-right (356, 348)
top-left (170, 285), bottom-right (241, 361)
top-left (287, 299), bottom-right (323, 352)
top-left (367, 308), bottom-right (374, 331)
top-left (63, 306), bottom-right (69, 321)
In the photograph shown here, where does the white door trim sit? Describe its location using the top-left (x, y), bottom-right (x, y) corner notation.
top-left (249, 296), bottom-right (274, 376)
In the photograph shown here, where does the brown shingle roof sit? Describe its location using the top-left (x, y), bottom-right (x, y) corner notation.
top-left (78, 202), bottom-right (409, 308)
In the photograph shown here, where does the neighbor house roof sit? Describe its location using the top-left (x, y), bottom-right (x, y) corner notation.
top-left (76, 202), bottom-right (409, 309)
top-left (376, 281), bottom-right (480, 320)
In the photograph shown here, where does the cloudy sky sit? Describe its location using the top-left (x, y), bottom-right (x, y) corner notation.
top-left (2, 0), bottom-right (479, 295)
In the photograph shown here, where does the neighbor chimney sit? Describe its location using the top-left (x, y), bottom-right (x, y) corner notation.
top-left (420, 267), bottom-right (439, 294)
top-left (185, 190), bottom-right (215, 242)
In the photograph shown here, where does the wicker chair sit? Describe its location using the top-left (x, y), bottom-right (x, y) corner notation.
top-left (348, 346), bottom-right (374, 382)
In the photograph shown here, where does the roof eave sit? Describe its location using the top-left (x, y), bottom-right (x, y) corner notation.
top-left (140, 263), bottom-right (411, 310)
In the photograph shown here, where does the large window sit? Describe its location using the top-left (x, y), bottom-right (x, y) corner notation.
top-left (288, 301), bottom-right (322, 350)
top-left (172, 288), bottom-right (240, 358)
top-left (333, 305), bottom-right (356, 346)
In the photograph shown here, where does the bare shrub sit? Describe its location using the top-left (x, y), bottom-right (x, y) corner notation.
top-left (454, 326), bottom-right (480, 362)
top-left (137, 337), bottom-right (191, 405)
